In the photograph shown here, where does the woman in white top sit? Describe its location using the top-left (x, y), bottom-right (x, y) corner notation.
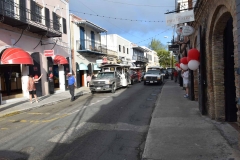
top-left (181, 70), bottom-right (189, 98)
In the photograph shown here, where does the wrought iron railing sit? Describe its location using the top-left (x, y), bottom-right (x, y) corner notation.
top-left (133, 55), bottom-right (148, 62)
top-left (0, 0), bottom-right (61, 35)
top-left (76, 39), bottom-right (107, 54)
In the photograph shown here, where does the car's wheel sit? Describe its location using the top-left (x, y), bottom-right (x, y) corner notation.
top-left (131, 80), bottom-right (133, 85)
top-left (111, 84), bottom-right (116, 93)
top-left (144, 81), bottom-right (146, 85)
top-left (91, 91), bottom-right (95, 94)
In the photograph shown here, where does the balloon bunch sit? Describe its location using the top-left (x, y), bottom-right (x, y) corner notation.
top-left (175, 49), bottom-right (200, 71)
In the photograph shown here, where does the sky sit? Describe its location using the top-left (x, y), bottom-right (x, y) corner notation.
top-left (69, 0), bottom-right (176, 48)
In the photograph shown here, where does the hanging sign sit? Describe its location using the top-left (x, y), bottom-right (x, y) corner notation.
top-left (181, 25), bottom-right (195, 36)
top-left (44, 50), bottom-right (54, 57)
top-left (166, 10), bottom-right (195, 26)
top-left (168, 45), bottom-right (180, 51)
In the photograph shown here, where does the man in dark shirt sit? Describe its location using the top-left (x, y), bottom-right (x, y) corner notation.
top-left (67, 72), bottom-right (76, 101)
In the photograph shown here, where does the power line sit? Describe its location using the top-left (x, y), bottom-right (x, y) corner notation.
top-left (101, 0), bottom-right (175, 8)
top-left (69, 10), bottom-right (165, 23)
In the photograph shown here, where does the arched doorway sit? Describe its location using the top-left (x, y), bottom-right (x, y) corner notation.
top-left (223, 16), bottom-right (237, 122)
top-left (211, 8), bottom-right (236, 121)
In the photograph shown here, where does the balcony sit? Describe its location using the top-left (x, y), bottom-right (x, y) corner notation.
top-left (133, 55), bottom-right (148, 63)
top-left (0, 0), bottom-right (61, 38)
top-left (76, 39), bottom-right (107, 56)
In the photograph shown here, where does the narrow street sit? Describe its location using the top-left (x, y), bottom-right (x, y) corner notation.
top-left (0, 82), bottom-right (162, 160)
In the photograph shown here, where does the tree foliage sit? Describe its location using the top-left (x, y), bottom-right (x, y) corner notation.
top-left (148, 39), bottom-right (166, 51)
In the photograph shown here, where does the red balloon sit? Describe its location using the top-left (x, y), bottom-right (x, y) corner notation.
top-left (188, 49), bottom-right (200, 60)
top-left (180, 57), bottom-right (188, 64)
top-left (187, 57), bottom-right (191, 63)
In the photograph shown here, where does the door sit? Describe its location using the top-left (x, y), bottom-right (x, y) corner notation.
top-left (91, 31), bottom-right (95, 49)
top-left (198, 26), bottom-right (207, 115)
top-left (29, 52), bottom-right (42, 97)
top-left (47, 57), bottom-right (54, 94)
top-left (76, 63), bottom-right (80, 88)
top-left (80, 27), bottom-right (85, 50)
top-left (224, 17), bottom-right (237, 122)
top-left (80, 71), bottom-right (85, 86)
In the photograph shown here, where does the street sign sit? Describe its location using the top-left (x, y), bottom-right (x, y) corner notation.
top-left (44, 50), bottom-right (54, 57)
top-left (168, 45), bottom-right (179, 51)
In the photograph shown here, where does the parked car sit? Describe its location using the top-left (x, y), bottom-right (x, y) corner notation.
top-left (162, 69), bottom-right (169, 79)
top-left (89, 71), bottom-right (121, 93)
top-left (143, 70), bottom-right (164, 85)
top-left (129, 70), bottom-right (138, 84)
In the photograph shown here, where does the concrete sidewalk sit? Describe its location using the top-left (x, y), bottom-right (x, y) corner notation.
top-left (0, 87), bottom-right (90, 118)
top-left (142, 80), bottom-right (240, 160)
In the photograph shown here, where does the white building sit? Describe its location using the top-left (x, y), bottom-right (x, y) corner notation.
top-left (70, 14), bottom-right (107, 87)
top-left (141, 46), bottom-right (159, 69)
top-left (0, 0), bottom-right (70, 104)
top-left (101, 34), bottom-right (132, 65)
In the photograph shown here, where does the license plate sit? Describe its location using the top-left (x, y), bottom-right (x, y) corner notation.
top-left (96, 87), bottom-right (101, 90)
top-left (150, 81), bottom-right (153, 83)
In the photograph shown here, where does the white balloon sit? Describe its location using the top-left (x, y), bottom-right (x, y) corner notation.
top-left (188, 60), bottom-right (200, 70)
top-left (180, 63), bottom-right (188, 70)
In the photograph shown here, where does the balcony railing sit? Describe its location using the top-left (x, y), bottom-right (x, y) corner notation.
top-left (133, 55), bottom-right (148, 62)
top-left (76, 39), bottom-right (107, 55)
top-left (0, 0), bottom-right (61, 37)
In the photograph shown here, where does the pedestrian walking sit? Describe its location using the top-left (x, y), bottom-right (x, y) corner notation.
top-left (173, 69), bottom-right (178, 83)
top-left (67, 72), bottom-right (76, 101)
top-left (27, 74), bottom-right (43, 103)
top-left (87, 74), bottom-right (91, 87)
top-left (181, 69), bottom-right (189, 98)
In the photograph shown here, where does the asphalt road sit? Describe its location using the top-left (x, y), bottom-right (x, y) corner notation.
top-left (0, 82), bottom-right (163, 160)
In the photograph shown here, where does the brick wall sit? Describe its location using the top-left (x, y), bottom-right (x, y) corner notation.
top-left (189, 0), bottom-right (239, 122)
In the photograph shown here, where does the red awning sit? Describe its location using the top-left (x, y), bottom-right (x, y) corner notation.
top-left (0, 48), bottom-right (34, 65)
top-left (53, 55), bottom-right (68, 65)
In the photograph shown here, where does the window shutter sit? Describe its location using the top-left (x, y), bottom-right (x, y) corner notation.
top-left (45, 7), bottom-right (50, 27)
top-left (30, 0), bottom-right (36, 21)
top-left (52, 12), bottom-right (56, 30)
top-left (19, 0), bottom-right (26, 22)
top-left (62, 18), bottom-right (67, 34)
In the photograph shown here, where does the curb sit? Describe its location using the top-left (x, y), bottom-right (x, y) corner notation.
top-left (0, 90), bottom-right (91, 118)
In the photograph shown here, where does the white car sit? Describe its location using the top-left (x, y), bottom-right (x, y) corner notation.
top-left (143, 70), bottom-right (164, 85)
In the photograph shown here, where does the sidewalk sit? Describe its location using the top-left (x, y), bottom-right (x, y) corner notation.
top-left (142, 80), bottom-right (240, 160)
top-left (0, 87), bottom-right (90, 118)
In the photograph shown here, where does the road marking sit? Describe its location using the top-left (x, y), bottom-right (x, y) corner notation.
top-left (48, 122), bottom-right (149, 144)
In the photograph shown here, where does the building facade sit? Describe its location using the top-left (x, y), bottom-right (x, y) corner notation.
top-left (0, 0), bottom-right (70, 104)
top-left (70, 14), bottom-right (107, 87)
top-left (101, 34), bottom-right (132, 65)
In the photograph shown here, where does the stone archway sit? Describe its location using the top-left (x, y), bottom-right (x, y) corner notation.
top-left (211, 6), bottom-right (233, 121)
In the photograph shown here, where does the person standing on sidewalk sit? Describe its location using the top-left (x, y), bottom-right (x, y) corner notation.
top-left (181, 69), bottom-right (189, 98)
top-left (173, 69), bottom-right (178, 83)
top-left (67, 72), bottom-right (76, 101)
top-left (86, 74), bottom-right (91, 87)
top-left (27, 74), bottom-right (43, 103)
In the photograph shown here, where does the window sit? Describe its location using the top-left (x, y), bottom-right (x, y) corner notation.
top-left (4, 0), bottom-right (14, 18)
top-left (53, 12), bottom-right (60, 31)
top-left (127, 48), bottom-right (129, 54)
top-left (35, 4), bottom-right (42, 23)
top-left (19, 0), bottom-right (26, 21)
top-left (123, 46), bottom-right (125, 53)
top-left (119, 45), bottom-right (121, 52)
top-left (62, 18), bottom-right (67, 34)
top-left (45, 7), bottom-right (50, 27)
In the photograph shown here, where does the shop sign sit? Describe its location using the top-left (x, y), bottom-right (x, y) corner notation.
top-left (181, 25), bottom-right (195, 36)
top-left (166, 10), bottom-right (195, 26)
top-left (168, 45), bottom-right (179, 51)
top-left (44, 50), bottom-right (54, 57)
